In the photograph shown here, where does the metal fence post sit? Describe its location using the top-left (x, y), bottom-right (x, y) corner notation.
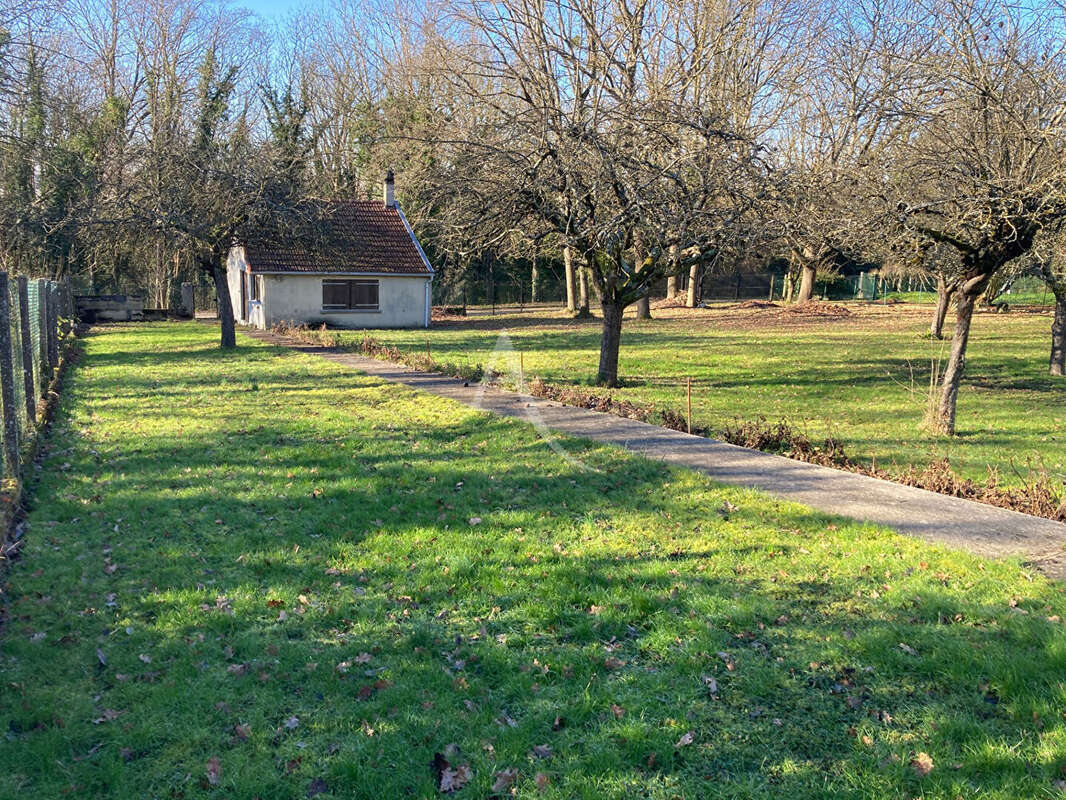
top-left (0, 273), bottom-right (20, 473)
top-left (17, 276), bottom-right (35, 423)
top-left (47, 283), bottom-right (58, 371)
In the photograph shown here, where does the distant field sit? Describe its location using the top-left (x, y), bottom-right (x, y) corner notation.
top-left (885, 290), bottom-right (1056, 306)
top-left (339, 302), bottom-right (1064, 486)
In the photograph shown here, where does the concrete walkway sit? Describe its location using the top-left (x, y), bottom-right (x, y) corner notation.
top-left (244, 329), bottom-right (1066, 578)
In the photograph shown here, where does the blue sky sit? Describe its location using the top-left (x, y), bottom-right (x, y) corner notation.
top-left (238, 0), bottom-right (308, 21)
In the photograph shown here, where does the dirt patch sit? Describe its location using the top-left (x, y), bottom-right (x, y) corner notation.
top-left (734, 300), bottom-right (780, 310)
top-left (650, 297), bottom-right (693, 310)
top-left (431, 306), bottom-right (467, 321)
top-left (779, 301), bottom-right (852, 318)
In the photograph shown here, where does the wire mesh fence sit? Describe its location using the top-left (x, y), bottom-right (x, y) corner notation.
top-left (0, 274), bottom-right (74, 479)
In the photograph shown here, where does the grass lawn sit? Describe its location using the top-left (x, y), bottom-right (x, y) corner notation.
top-left (2, 321), bottom-right (1066, 799)
top-left (335, 303), bottom-right (1066, 487)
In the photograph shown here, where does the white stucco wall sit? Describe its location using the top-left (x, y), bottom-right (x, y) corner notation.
top-left (226, 246), bottom-right (431, 329)
top-left (225, 247), bottom-right (265, 328)
top-left (260, 273), bottom-right (429, 329)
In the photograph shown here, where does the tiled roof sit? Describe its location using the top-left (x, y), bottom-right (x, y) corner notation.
top-left (243, 201), bottom-right (431, 276)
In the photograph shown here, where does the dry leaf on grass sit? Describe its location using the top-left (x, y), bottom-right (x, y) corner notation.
top-left (206, 756), bottom-right (221, 786)
top-left (676, 731), bottom-right (695, 748)
top-left (911, 752), bottom-right (934, 777)
top-left (491, 767), bottom-right (518, 792)
top-left (438, 763), bottom-right (472, 793)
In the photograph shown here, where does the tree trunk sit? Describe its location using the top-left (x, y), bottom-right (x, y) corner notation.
top-left (665, 244), bottom-right (679, 301)
top-left (576, 259), bottom-right (591, 318)
top-left (530, 252), bottom-right (539, 304)
top-left (1051, 293), bottom-right (1065, 377)
top-left (210, 261), bottom-right (237, 349)
top-left (686, 259), bottom-right (702, 308)
top-left (634, 236), bottom-right (650, 319)
top-left (796, 263), bottom-right (817, 303)
top-left (930, 275), bottom-right (954, 339)
top-left (596, 301), bottom-right (624, 386)
top-left (564, 246), bottom-right (576, 312)
top-left (934, 289), bottom-right (978, 435)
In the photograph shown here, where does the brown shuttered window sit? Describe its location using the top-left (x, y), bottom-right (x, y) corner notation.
top-left (322, 279), bottom-right (379, 310)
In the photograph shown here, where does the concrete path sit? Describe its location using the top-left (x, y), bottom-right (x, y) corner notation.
top-left (244, 329), bottom-right (1066, 578)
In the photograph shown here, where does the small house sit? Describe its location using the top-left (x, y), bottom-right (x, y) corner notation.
top-left (226, 173), bottom-right (433, 329)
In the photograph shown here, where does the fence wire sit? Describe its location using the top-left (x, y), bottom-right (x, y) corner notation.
top-left (0, 275), bottom-right (70, 478)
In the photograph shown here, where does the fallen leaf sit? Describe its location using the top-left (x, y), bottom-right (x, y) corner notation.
top-left (95, 648), bottom-right (107, 666)
top-left (610, 704), bottom-right (625, 719)
top-left (491, 767), bottom-right (518, 792)
top-left (283, 716), bottom-right (300, 730)
top-left (676, 731), bottom-right (695, 748)
top-left (532, 744), bottom-right (552, 759)
top-left (701, 675), bottom-right (718, 696)
top-left (307, 777), bottom-right (329, 798)
top-left (439, 763), bottom-right (472, 793)
top-left (91, 709), bottom-right (125, 724)
top-left (206, 756), bottom-right (221, 786)
top-left (234, 723), bottom-right (251, 740)
top-left (354, 652), bottom-right (372, 664)
top-left (534, 772), bottom-right (550, 792)
top-left (911, 752), bottom-right (934, 777)
top-left (898, 642), bottom-right (918, 656)
top-left (138, 653), bottom-right (151, 664)
top-left (468, 517), bottom-right (482, 526)
top-left (72, 742), bottom-right (103, 761)
top-left (603, 657), bottom-right (625, 670)
top-left (717, 652), bottom-right (735, 670)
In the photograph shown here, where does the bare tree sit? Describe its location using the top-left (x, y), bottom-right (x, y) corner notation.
top-left (413, 0), bottom-right (802, 384)
top-left (775, 0), bottom-right (932, 303)
top-left (1029, 232), bottom-right (1066, 376)
top-left (893, 0), bottom-right (1066, 432)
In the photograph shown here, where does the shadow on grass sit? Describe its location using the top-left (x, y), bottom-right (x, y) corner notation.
top-left (2, 324), bottom-right (1065, 799)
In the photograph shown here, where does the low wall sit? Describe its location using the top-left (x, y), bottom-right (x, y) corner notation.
top-left (75, 295), bottom-right (146, 322)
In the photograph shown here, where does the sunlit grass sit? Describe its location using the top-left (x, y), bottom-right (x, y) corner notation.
top-left (1, 322), bottom-right (1064, 798)
top-left (351, 304), bottom-right (1066, 486)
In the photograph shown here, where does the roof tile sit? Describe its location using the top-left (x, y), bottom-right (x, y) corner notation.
top-left (244, 201), bottom-right (431, 276)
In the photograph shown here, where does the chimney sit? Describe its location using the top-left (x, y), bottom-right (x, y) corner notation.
top-left (383, 170), bottom-right (395, 207)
